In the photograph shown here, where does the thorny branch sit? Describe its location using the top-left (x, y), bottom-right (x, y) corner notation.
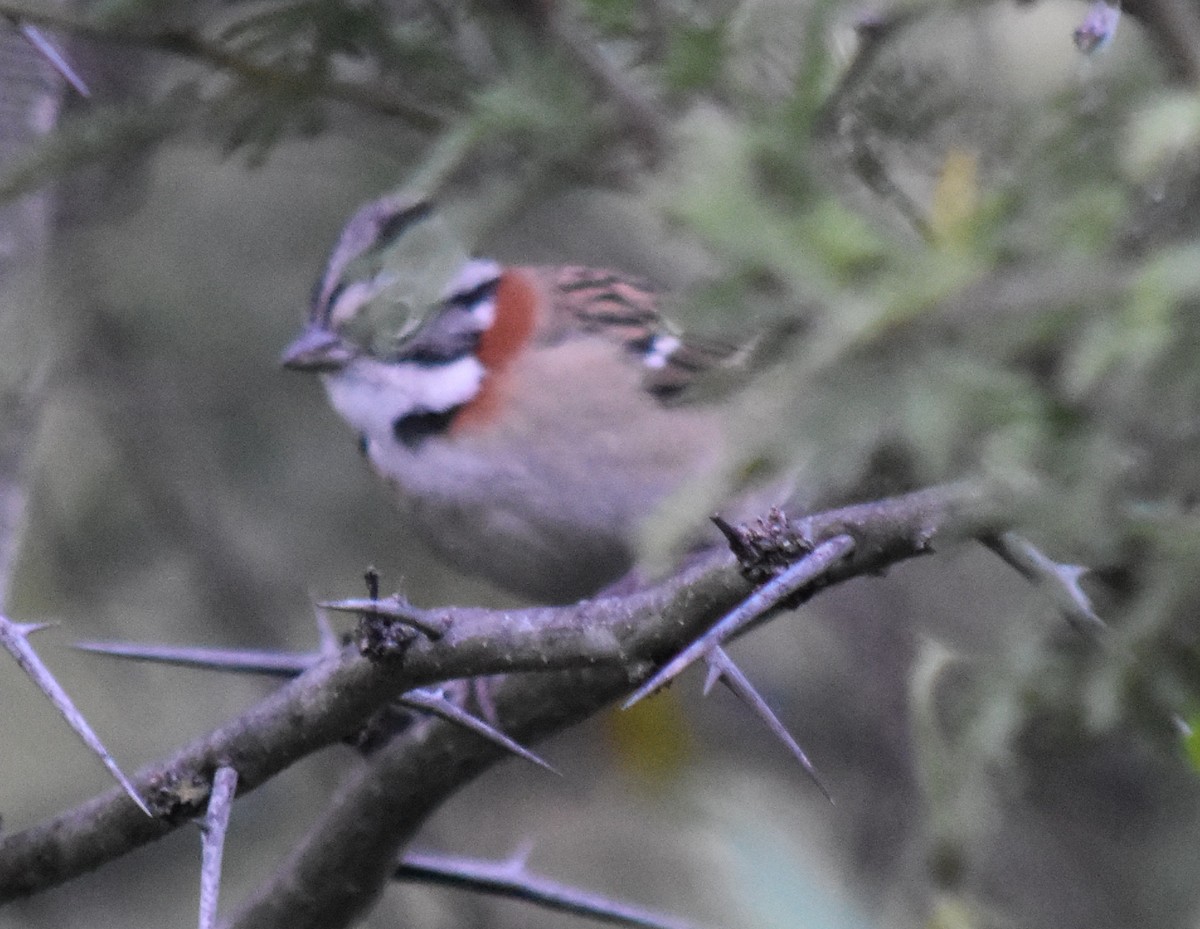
top-left (0, 2), bottom-right (446, 129)
top-left (0, 480), bottom-right (1003, 917)
top-left (228, 664), bottom-right (639, 929)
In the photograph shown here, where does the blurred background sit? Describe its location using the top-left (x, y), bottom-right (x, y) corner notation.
top-left (3, 0), bottom-right (1200, 927)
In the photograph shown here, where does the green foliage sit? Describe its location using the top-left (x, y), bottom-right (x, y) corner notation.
top-left (1124, 91), bottom-right (1200, 179)
top-left (663, 21), bottom-right (725, 93)
top-left (218, 0), bottom-right (393, 61)
top-left (0, 94), bottom-right (192, 200)
top-left (579, 0), bottom-right (641, 36)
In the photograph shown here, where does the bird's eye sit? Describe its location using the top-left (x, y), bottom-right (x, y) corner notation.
top-left (443, 258), bottom-right (502, 310)
top-left (446, 277), bottom-right (500, 312)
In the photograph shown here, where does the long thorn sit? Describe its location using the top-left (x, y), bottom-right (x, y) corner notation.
top-left (706, 647), bottom-right (831, 801)
top-left (321, 596), bottom-right (450, 639)
top-left (74, 640), bottom-right (316, 677)
top-left (623, 535), bottom-right (855, 709)
top-left (0, 615), bottom-right (151, 816)
top-left (198, 765), bottom-right (238, 929)
top-left (14, 22), bottom-right (90, 96)
top-left (395, 850), bottom-right (703, 929)
top-left (400, 688), bottom-right (558, 775)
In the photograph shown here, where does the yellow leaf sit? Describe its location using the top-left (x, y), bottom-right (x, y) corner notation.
top-left (603, 691), bottom-right (694, 787)
top-left (930, 148), bottom-right (980, 248)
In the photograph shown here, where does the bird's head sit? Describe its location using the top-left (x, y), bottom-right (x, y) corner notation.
top-left (281, 194), bottom-right (472, 372)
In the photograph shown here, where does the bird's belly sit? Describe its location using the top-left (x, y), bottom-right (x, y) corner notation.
top-left (369, 406), bottom-right (724, 602)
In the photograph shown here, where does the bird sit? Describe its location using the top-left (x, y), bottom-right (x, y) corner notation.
top-left (282, 194), bottom-right (794, 603)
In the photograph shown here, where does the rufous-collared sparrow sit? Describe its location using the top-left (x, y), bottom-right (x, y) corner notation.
top-left (283, 194), bottom-right (789, 602)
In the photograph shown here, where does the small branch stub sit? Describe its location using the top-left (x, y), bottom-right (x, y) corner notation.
top-left (146, 769), bottom-right (213, 823)
top-left (711, 507), bottom-right (813, 584)
top-left (323, 571), bottom-right (451, 656)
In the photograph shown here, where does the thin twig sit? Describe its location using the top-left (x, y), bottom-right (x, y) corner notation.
top-left (980, 532), bottom-right (1105, 633)
top-left (485, 0), bottom-right (669, 155)
top-left (812, 6), bottom-right (926, 138)
top-left (812, 6), bottom-right (934, 241)
top-left (1123, 0), bottom-right (1200, 82)
top-left (542, 8), bottom-right (669, 155)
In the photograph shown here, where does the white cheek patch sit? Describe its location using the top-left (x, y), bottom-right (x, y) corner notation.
top-left (469, 293), bottom-right (497, 329)
top-left (322, 355), bottom-right (484, 446)
top-left (643, 334), bottom-right (681, 370)
top-left (443, 258), bottom-right (501, 328)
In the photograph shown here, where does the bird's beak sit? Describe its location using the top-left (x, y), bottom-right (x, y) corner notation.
top-left (281, 326), bottom-right (355, 372)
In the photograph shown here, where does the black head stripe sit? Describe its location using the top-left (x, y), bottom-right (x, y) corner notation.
top-left (445, 276), bottom-right (500, 311)
top-left (310, 195), bottom-right (434, 325)
top-left (375, 198), bottom-right (434, 249)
